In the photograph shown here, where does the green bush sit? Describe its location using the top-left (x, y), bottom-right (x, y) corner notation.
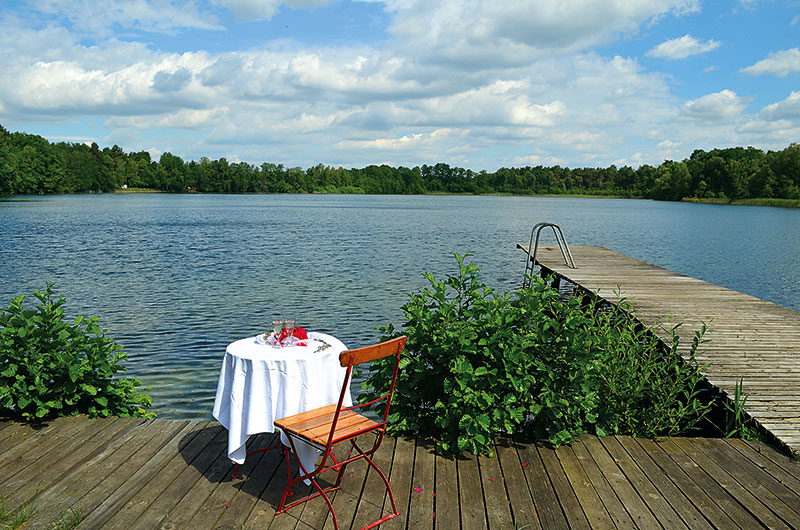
top-left (362, 253), bottom-right (712, 455)
top-left (0, 284), bottom-right (154, 421)
top-left (519, 286), bottom-right (712, 444)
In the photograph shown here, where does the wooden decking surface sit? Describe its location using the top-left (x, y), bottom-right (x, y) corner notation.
top-left (1, 416), bottom-right (799, 529)
top-left (523, 244), bottom-right (800, 457)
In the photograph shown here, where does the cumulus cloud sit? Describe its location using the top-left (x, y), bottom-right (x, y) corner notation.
top-left (1, 51), bottom-right (215, 118)
top-left (682, 90), bottom-right (748, 120)
top-left (152, 68), bottom-right (193, 92)
top-left (23, 0), bottom-right (222, 35)
top-left (215, 0), bottom-right (331, 20)
top-left (337, 128), bottom-right (454, 151)
top-left (382, 0), bottom-right (701, 68)
top-left (741, 48), bottom-right (800, 77)
top-left (647, 34), bottom-right (721, 59)
top-left (760, 91), bottom-right (800, 119)
top-left (657, 139), bottom-right (682, 149)
top-left (1, 0), bottom-right (795, 170)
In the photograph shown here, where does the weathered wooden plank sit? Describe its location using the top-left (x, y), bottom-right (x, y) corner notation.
top-left (433, 450), bottom-right (460, 530)
top-left (693, 438), bottom-right (800, 526)
top-left (350, 435), bottom-right (399, 530)
top-left (244, 444), bottom-right (310, 530)
top-left (3, 414), bottom-right (800, 530)
top-left (406, 438), bottom-right (436, 530)
top-left (740, 440), bottom-right (800, 485)
top-left (516, 438), bottom-right (569, 529)
top-left (157, 432), bottom-right (269, 530)
top-left (0, 415), bottom-right (87, 488)
top-left (117, 423), bottom-right (228, 530)
top-left (319, 444), bottom-right (370, 530)
top-left (601, 436), bottom-right (690, 529)
top-left (636, 437), bottom-right (738, 529)
top-left (193, 433), bottom-right (291, 530)
top-left (458, 450), bottom-right (487, 530)
top-left (2, 416), bottom-right (135, 511)
top-left (379, 435), bottom-right (415, 530)
top-left (667, 437), bottom-right (791, 529)
top-left (25, 418), bottom-right (163, 530)
top-left (0, 419), bottom-right (38, 448)
top-left (73, 420), bottom-right (200, 529)
top-left (495, 438), bottom-right (541, 530)
top-left (538, 444), bottom-right (590, 530)
top-left (580, 435), bottom-right (658, 529)
top-left (553, 443), bottom-right (615, 530)
top-left (216, 437), bottom-right (285, 530)
top-left (615, 436), bottom-right (712, 530)
top-left (569, 437), bottom-right (636, 530)
top-left (480, 447), bottom-right (513, 529)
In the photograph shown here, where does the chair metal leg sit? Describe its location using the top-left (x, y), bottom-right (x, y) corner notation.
top-left (357, 439), bottom-right (398, 530)
top-left (276, 436), bottom-right (345, 528)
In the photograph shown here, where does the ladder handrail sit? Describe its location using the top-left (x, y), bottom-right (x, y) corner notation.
top-left (523, 222), bottom-right (575, 288)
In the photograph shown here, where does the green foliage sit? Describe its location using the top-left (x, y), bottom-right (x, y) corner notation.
top-left (48, 505), bottom-right (84, 530)
top-left (0, 494), bottom-right (34, 529)
top-left (0, 284), bottom-right (154, 421)
top-left (720, 378), bottom-right (764, 441)
top-left (363, 252), bottom-right (536, 456)
top-left (362, 254), bottom-right (713, 455)
top-left (2, 123), bottom-right (800, 202)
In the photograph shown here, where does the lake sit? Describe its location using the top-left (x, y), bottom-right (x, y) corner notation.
top-left (1, 193), bottom-right (799, 419)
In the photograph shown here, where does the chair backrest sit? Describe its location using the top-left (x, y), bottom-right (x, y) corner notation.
top-left (325, 335), bottom-right (407, 448)
top-left (339, 335), bottom-right (408, 367)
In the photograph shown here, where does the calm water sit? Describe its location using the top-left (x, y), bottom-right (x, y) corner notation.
top-left (1, 194), bottom-right (799, 419)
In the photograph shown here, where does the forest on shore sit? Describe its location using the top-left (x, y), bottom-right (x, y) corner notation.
top-left (2, 124), bottom-right (799, 202)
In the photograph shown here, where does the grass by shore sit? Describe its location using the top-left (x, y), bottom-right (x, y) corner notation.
top-left (113, 187), bottom-right (164, 193)
top-left (43, 188), bottom-right (800, 208)
top-left (682, 197), bottom-right (800, 208)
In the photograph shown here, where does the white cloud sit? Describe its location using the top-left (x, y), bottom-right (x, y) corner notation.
top-left (647, 34), bottom-right (721, 59)
top-left (106, 108), bottom-right (222, 130)
top-left (741, 48), bottom-right (800, 77)
top-left (657, 139), bottom-right (682, 149)
top-left (760, 91), bottom-right (800, 120)
top-left (214, 0), bottom-right (331, 20)
top-left (1, 0), bottom-right (796, 171)
top-left (152, 68), bottom-right (193, 92)
top-left (383, 0), bottom-right (701, 68)
top-left (682, 90), bottom-right (748, 120)
top-left (512, 154), bottom-right (566, 166)
top-left (23, 0), bottom-right (222, 35)
top-left (1, 52), bottom-right (215, 117)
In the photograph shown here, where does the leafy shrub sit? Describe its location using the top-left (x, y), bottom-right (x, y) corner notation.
top-left (519, 286), bottom-right (712, 443)
top-left (0, 284), bottom-right (154, 421)
top-left (365, 253), bottom-right (537, 455)
top-left (363, 253), bottom-right (712, 455)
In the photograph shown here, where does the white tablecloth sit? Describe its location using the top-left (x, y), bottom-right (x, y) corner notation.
top-left (212, 331), bottom-right (352, 474)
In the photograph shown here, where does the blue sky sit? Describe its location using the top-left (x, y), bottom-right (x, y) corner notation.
top-left (1, 0), bottom-right (799, 170)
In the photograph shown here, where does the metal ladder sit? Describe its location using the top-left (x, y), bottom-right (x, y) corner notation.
top-left (522, 222), bottom-right (576, 288)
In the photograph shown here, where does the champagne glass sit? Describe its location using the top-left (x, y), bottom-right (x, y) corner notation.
top-left (272, 320), bottom-right (283, 342)
top-left (285, 320), bottom-right (295, 341)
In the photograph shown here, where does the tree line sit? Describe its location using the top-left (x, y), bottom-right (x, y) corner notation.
top-left (2, 123), bottom-right (799, 201)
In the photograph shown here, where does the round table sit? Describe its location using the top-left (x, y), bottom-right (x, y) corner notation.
top-left (212, 331), bottom-right (352, 473)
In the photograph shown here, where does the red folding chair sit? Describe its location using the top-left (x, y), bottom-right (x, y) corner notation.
top-left (273, 335), bottom-right (407, 530)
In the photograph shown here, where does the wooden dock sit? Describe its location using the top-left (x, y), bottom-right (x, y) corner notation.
top-left (1, 416), bottom-right (799, 529)
top-left (523, 244), bottom-right (800, 457)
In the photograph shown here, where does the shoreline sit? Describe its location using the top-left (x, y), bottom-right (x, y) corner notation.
top-left (3, 190), bottom-right (798, 208)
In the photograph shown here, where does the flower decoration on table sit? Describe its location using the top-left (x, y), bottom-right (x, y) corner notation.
top-left (314, 339), bottom-right (331, 353)
top-left (265, 322), bottom-right (310, 347)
